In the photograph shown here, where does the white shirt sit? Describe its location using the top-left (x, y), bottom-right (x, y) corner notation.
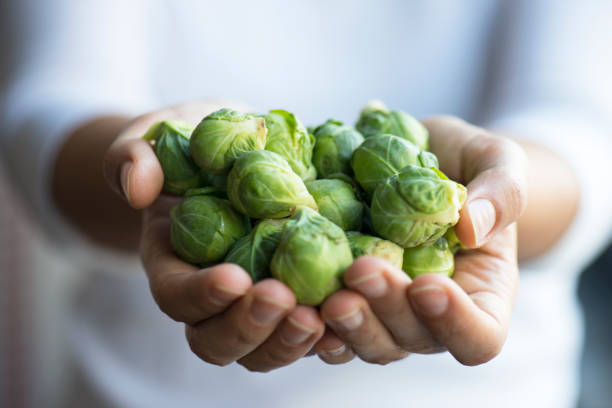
top-left (1, 1), bottom-right (612, 407)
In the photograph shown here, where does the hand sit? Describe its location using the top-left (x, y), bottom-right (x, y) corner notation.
top-left (314, 116), bottom-right (527, 366)
top-left (103, 101), bottom-right (325, 372)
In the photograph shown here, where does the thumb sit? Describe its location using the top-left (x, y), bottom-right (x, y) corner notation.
top-left (103, 120), bottom-right (164, 209)
top-left (455, 136), bottom-right (528, 248)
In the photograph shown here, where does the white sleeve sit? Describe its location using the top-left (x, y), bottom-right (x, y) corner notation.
top-left (482, 0), bottom-right (612, 275)
top-left (0, 0), bottom-right (159, 241)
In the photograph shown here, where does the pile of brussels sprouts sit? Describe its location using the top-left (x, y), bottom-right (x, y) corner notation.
top-left (143, 102), bottom-right (467, 306)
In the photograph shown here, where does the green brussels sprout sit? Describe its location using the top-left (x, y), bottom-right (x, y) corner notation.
top-left (418, 150), bottom-right (439, 169)
top-left (402, 237), bottom-right (454, 279)
top-left (263, 110), bottom-right (317, 181)
top-left (227, 150), bottom-right (317, 218)
top-left (312, 119), bottom-right (364, 178)
top-left (346, 232), bottom-right (404, 269)
top-left (355, 100), bottom-right (429, 150)
top-left (305, 179), bottom-right (364, 231)
top-left (444, 227), bottom-right (465, 254)
top-left (142, 120), bottom-right (208, 194)
top-left (271, 207), bottom-right (353, 306)
top-left (351, 133), bottom-right (425, 196)
top-left (200, 172), bottom-right (228, 192)
top-left (190, 108), bottom-right (267, 175)
top-left (170, 192), bottom-right (250, 265)
top-left (371, 165), bottom-right (467, 248)
top-left (184, 186), bottom-right (226, 199)
top-left (225, 219), bottom-right (288, 283)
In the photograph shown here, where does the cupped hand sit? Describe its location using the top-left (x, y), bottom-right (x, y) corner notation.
top-left (315, 116), bottom-right (526, 366)
top-left (103, 101), bottom-right (325, 372)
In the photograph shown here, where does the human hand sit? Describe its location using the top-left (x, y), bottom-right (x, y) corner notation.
top-left (103, 101), bottom-right (325, 372)
top-left (314, 116), bottom-right (527, 366)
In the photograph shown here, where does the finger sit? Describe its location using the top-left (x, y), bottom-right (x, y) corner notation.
top-left (186, 279), bottom-right (296, 366)
top-left (314, 328), bottom-right (355, 365)
top-left (455, 135), bottom-right (527, 247)
top-left (320, 290), bottom-right (409, 365)
top-left (237, 305), bottom-right (325, 372)
top-left (344, 256), bottom-right (444, 353)
top-left (103, 135), bottom-right (164, 209)
top-left (141, 197), bottom-right (252, 324)
top-left (423, 116), bottom-right (527, 247)
top-left (407, 225), bottom-right (519, 366)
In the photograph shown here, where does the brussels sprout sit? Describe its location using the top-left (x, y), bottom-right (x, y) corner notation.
top-left (346, 232), bottom-right (404, 269)
top-left (184, 186), bottom-right (226, 199)
top-left (227, 150), bottom-right (317, 218)
top-left (355, 101), bottom-right (429, 150)
top-left (190, 108), bottom-right (267, 175)
top-left (444, 227), bottom-right (465, 254)
top-left (418, 151), bottom-right (439, 169)
top-left (271, 207), bottom-right (353, 306)
top-left (142, 120), bottom-right (208, 194)
top-left (200, 172), bottom-right (228, 192)
top-left (170, 192), bottom-right (250, 265)
top-left (351, 133), bottom-right (424, 196)
top-left (361, 203), bottom-right (376, 235)
top-left (312, 119), bottom-right (364, 178)
top-left (402, 237), bottom-right (454, 279)
top-left (305, 179), bottom-right (364, 231)
top-left (263, 110), bottom-right (317, 181)
top-left (371, 165), bottom-right (467, 248)
top-left (225, 219), bottom-right (288, 282)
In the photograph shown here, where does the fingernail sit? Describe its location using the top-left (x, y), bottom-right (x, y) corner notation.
top-left (469, 199), bottom-right (496, 245)
top-left (410, 284), bottom-right (448, 317)
top-left (250, 296), bottom-right (289, 326)
top-left (120, 162), bottom-right (133, 203)
top-left (280, 317), bottom-right (315, 345)
top-left (208, 284), bottom-right (245, 306)
top-left (347, 273), bottom-right (387, 298)
top-left (331, 309), bottom-right (363, 331)
top-left (321, 344), bottom-right (346, 357)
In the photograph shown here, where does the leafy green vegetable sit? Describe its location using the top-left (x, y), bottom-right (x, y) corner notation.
top-left (305, 179), bottom-right (364, 231)
top-left (170, 191), bottom-right (250, 265)
top-left (225, 219), bottom-right (288, 282)
top-left (346, 232), bottom-right (404, 269)
top-left (190, 108), bottom-right (267, 175)
top-left (143, 120), bottom-right (208, 194)
top-left (271, 207), bottom-right (353, 306)
top-left (263, 110), bottom-right (317, 181)
top-left (312, 119), bottom-right (364, 178)
top-left (370, 165), bottom-right (467, 248)
top-left (227, 150), bottom-right (317, 218)
top-left (402, 237), bottom-right (454, 279)
top-left (355, 100), bottom-right (429, 150)
top-left (351, 133), bottom-right (424, 196)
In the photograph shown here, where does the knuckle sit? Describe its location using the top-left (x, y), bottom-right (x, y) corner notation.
top-left (498, 171), bottom-right (527, 219)
top-left (186, 331), bottom-right (233, 367)
top-left (152, 290), bottom-right (178, 321)
top-left (232, 327), bottom-right (262, 349)
top-left (149, 277), bottom-right (183, 322)
top-left (261, 348), bottom-right (294, 367)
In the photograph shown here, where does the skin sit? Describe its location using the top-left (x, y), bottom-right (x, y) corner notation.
top-left (52, 102), bottom-right (579, 371)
